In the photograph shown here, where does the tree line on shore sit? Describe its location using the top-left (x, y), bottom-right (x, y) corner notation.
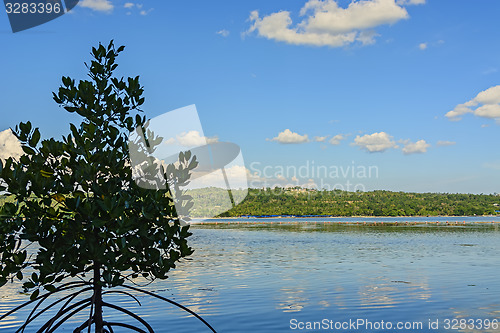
top-left (187, 187), bottom-right (500, 217)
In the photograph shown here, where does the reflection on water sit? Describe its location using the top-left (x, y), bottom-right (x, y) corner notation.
top-left (1, 218), bottom-right (500, 332)
top-left (276, 287), bottom-right (307, 313)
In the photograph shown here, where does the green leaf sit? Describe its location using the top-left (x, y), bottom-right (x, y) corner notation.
top-left (188, 157), bottom-right (198, 171)
top-left (44, 284), bottom-right (56, 292)
top-left (16, 271), bottom-right (23, 280)
top-left (22, 146), bottom-right (36, 155)
top-left (20, 155), bottom-right (30, 165)
top-left (29, 128), bottom-right (41, 147)
top-left (30, 289), bottom-right (39, 301)
top-left (70, 123), bottom-right (78, 137)
top-left (62, 76), bottom-right (70, 87)
top-left (23, 281), bottom-right (35, 289)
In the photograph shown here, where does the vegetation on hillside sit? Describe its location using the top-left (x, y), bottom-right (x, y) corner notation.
top-left (185, 187), bottom-right (500, 217)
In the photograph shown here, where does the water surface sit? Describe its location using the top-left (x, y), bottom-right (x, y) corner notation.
top-left (1, 217), bottom-right (500, 332)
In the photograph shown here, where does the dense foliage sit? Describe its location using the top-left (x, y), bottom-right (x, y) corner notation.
top-left (0, 41), bottom-right (197, 331)
top-left (184, 187), bottom-right (500, 217)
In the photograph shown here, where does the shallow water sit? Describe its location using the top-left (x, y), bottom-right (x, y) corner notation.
top-left (1, 217), bottom-right (500, 332)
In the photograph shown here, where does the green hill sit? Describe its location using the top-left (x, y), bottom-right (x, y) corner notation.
top-left (188, 187), bottom-right (500, 217)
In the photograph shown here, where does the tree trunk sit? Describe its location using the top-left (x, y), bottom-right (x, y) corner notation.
top-left (93, 262), bottom-right (104, 333)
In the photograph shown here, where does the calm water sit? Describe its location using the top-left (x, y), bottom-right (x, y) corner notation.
top-left (1, 217), bottom-right (500, 332)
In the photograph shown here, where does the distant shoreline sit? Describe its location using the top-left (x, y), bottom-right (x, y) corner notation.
top-left (190, 215), bottom-right (500, 226)
top-left (187, 189), bottom-right (500, 217)
top-left (194, 215), bottom-right (500, 219)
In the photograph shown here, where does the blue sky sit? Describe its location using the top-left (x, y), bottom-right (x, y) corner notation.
top-left (1, 0), bottom-right (500, 193)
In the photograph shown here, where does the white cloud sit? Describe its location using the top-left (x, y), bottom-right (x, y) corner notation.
top-left (206, 136), bottom-right (219, 144)
top-left (0, 129), bottom-right (23, 161)
top-left (189, 164), bottom-right (249, 190)
top-left (473, 85), bottom-right (500, 104)
top-left (140, 8), bottom-right (153, 16)
top-left (163, 137), bottom-right (175, 145)
top-left (314, 135), bottom-right (328, 142)
top-left (217, 29), bottom-right (230, 37)
top-left (401, 139), bottom-right (430, 154)
top-left (475, 104), bottom-right (500, 118)
top-left (446, 85), bottom-right (500, 122)
top-left (245, 168), bottom-right (268, 185)
top-left (171, 131), bottom-right (219, 147)
top-left (123, 3), bottom-right (151, 15)
top-left (329, 134), bottom-right (345, 145)
top-left (301, 0), bottom-right (408, 33)
top-left (436, 140), bottom-right (456, 146)
top-left (79, 0), bottom-right (113, 12)
top-left (397, 0), bottom-right (425, 5)
top-left (419, 42), bottom-right (427, 50)
top-left (357, 30), bottom-right (379, 45)
top-left (247, 0), bottom-right (411, 48)
top-left (445, 102), bottom-right (474, 121)
top-left (353, 132), bottom-right (397, 152)
top-left (268, 129), bottom-right (309, 144)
